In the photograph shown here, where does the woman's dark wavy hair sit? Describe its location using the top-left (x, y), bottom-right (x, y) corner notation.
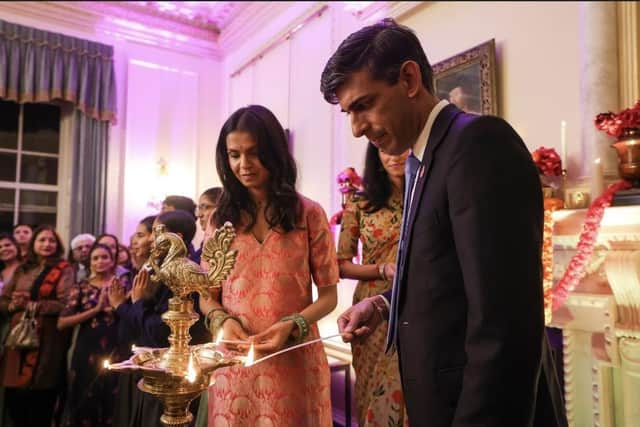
top-left (87, 243), bottom-right (117, 275)
top-left (200, 187), bottom-right (223, 206)
top-left (96, 233), bottom-right (121, 263)
top-left (213, 105), bottom-right (301, 232)
top-left (139, 215), bottom-right (157, 234)
top-left (320, 18), bottom-right (434, 104)
top-left (19, 225), bottom-right (65, 272)
top-left (361, 142), bottom-right (401, 213)
top-left (0, 233), bottom-right (22, 271)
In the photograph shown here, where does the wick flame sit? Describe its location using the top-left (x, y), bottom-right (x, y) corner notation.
top-left (244, 343), bottom-right (255, 367)
top-left (186, 355), bottom-right (197, 383)
top-left (215, 329), bottom-right (223, 346)
top-left (103, 359), bottom-right (111, 369)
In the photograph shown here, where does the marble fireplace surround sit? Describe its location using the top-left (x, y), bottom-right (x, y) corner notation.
top-left (550, 205), bottom-right (640, 427)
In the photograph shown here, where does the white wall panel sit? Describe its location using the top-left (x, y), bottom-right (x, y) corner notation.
top-left (123, 60), bottom-right (199, 242)
top-left (289, 10), bottom-right (333, 214)
top-left (229, 66), bottom-right (253, 114)
top-left (253, 40), bottom-right (291, 129)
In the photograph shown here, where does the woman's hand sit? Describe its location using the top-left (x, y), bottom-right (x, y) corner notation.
top-left (131, 269), bottom-right (150, 304)
top-left (8, 290), bottom-right (30, 312)
top-left (219, 317), bottom-right (250, 352)
top-left (246, 320), bottom-right (295, 355)
top-left (383, 262), bottom-right (396, 282)
top-left (107, 278), bottom-right (127, 310)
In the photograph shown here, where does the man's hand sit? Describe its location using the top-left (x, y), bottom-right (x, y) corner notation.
top-left (337, 296), bottom-right (384, 343)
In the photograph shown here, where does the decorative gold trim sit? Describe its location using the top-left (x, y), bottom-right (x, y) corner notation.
top-left (432, 39), bottom-right (498, 116)
top-left (617, 1), bottom-right (640, 108)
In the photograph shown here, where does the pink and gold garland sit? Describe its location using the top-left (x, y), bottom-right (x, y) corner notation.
top-left (550, 180), bottom-right (632, 311)
top-left (542, 198), bottom-right (563, 324)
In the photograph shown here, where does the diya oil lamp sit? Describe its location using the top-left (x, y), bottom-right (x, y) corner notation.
top-left (106, 222), bottom-right (247, 427)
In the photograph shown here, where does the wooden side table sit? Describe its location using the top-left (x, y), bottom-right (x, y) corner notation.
top-left (328, 355), bottom-right (352, 427)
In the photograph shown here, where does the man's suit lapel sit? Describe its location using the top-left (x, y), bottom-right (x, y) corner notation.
top-left (405, 104), bottom-right (462, 238)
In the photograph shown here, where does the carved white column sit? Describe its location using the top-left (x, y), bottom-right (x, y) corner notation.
top-left (617, 2), bottom-right (640, 108)
top-left (604, 248), bottom-right (640, 427)
top-left (619, 338), bottom-right (640, 426)
top-left (604, 250), bottom-right (640, 334)
top-left (579, 1), bottom-right (619, 178)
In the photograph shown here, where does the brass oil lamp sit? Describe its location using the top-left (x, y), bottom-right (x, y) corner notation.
top-left (107, 222), bottom-right (243, 427)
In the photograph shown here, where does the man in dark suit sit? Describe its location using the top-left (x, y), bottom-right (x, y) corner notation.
top-left (321, 19), bottom-right (566, 426)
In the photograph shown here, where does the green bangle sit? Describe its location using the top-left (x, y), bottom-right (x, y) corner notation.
top-left (280, 314), bottom-right (310, 345)
top-left (210, 314), bottom-right (241, 335)
top-left (204, 308), bottom-right (226, 331)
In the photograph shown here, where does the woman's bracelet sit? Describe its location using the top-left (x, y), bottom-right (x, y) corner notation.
top-left (209, 313), bottom-right (241, 335)
top-left (377, 263), bottom-right (388, 281)
top-left (204, 308), bottom-right (228, 331)
top-left (280, 313), bottom-right (310, 345)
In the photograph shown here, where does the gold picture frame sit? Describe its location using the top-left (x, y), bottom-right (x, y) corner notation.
top-left (432, 39), bottom-right (498, 116)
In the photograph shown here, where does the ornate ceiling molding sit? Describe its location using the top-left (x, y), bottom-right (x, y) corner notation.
top-left (0, 1), bottom-right (430, 60)
top-left (216, 1), bottom-right (300, 54)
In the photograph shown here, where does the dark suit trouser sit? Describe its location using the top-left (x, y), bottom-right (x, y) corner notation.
top-left (534, 334), bottom-right (568, 427)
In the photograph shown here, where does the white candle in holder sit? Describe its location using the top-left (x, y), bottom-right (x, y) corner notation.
top-left (560, 120), bottom-right (567, 170)
top-left (591, 158), bottom-right (604, 199)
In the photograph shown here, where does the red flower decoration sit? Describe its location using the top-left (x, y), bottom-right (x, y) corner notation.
top-left (552, 180), bottom-right (633, 310)
top-left (594, 100), bottom-right (640, 138)
top-left (337, 167), bottom-right (363, 194)
top-left (531, 147), bottom-right (562, 176)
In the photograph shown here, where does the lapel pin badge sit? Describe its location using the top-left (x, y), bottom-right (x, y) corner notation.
top-left (419, 165), bottom-right (425, 179)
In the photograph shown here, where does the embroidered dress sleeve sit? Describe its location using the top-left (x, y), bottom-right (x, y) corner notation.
top-left (337, 195), bottom-right (361, 262)
top-left (60, 283), bottom-right (82, 317)
top-left (0, 272), bottom-right (17, 314)
top-left (38, 265), bottom-right (74, 315)
top-left (307, 202), bottom-right (340, 287)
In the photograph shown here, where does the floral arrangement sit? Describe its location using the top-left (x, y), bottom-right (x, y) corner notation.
top-left (336, 167), bottom-right (363, 194)
top-left (552, 179), bottom-right (632, 311)
top-left (531, 147), bottom-right (562, 177)
top-left (594, 100), bottom-right (640, 138)
top-left (330, 167), bottom-right (363, 226)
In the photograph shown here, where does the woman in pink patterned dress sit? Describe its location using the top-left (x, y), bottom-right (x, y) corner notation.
top-left (337, 142), bottom-right (409, 427)
top-left (200, 105), bottom-right (339, 427)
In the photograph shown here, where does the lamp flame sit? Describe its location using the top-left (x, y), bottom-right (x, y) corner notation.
top-left (215, 329), bottom-right (223, 346)
top-left (244, 343), bottom-right (255, 367)
top-left (186, 354), bottom-right (197, 383)
top-left (103, 359), bottom-right (111, 370)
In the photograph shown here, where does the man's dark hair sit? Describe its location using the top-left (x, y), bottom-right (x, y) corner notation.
top-left (157, 210), bottom-right (196, 245)
top-left (163, 195), bottom-right (196, 218)
top-left (320, 18), bottom-right (434, 104)
top-left (12, 223), bottom-right (33, 232)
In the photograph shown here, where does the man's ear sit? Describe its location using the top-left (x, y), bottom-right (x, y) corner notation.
top-left (399, 60), bottom-right (423, 98)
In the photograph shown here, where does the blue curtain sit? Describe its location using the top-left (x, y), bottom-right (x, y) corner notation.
top-left (70, 110), bottom-right (109, 236)
top-left (0, 18), bottom-right (115, 235)
top-left (0, 18), bottom-right (117, 122)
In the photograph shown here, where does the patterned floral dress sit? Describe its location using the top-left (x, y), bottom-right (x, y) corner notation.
top-left (337, 192), bottom-right (408, 427)
top-left (61, 279), bottom-right (119, 427)
top-left (208, 197), bottom-right (339, 427)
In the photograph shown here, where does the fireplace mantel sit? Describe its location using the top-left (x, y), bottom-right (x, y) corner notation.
top-left (550, 205), bottom-right (640, 427)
